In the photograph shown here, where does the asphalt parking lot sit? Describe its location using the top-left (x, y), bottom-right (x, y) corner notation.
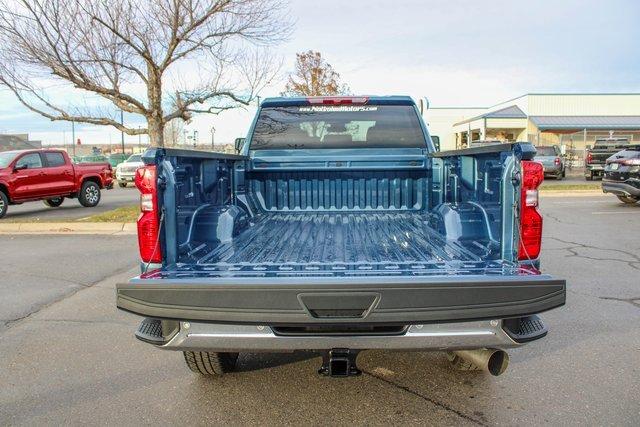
top-left (2, 185), bottom-right (139, 221)
top-left (0, 194), bottom-right (638, 425)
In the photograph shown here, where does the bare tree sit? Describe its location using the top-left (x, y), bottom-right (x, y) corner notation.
top-left (282, 50), bottom-right (349, 97)
top-left (0, 0), bottom-right (291, 146)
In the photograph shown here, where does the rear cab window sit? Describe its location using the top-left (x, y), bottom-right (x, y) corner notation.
top-left (44, 152), bottom-right (66, 167)
top-left (250, 103), bottom-right (426, 150)
top-left (535, 146), bottom-right (558, 156)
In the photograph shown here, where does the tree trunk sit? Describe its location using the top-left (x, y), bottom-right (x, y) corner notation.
top-left (147, 67), bottom-right (164, 147)
top-left (147, 116), bottom-right (164, 148)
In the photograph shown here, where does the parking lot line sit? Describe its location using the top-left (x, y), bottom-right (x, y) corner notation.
top-left (591, 211), bottom-right (640, 215)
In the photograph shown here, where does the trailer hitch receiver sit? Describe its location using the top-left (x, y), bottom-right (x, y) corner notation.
top-left (318, 348), bottom-right (361, 377)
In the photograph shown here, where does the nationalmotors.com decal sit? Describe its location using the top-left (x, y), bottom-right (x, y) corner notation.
top-left (299, 106), bottom-right (378, 112)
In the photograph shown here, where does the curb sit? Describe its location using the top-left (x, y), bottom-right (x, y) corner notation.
top-left (539, 190), bottom-right (605, 197)
top-left (0, 222), bottom-right (136, 235)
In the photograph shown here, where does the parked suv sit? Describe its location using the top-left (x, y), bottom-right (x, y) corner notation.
top-left (602, 145), bottom-right (640, 204)
top-left (534, 145), bottom-right (565, 179)
top-left (115, 154), bottom-right (144, 187)
top-left (0, 149), bottom-right (113, 218)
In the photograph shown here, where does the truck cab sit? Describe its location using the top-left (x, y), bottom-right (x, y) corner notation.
top-left (117, 96), bottom-right (565, 378)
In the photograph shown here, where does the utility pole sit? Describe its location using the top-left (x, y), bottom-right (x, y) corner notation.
top-left (193, 130), bottom-right (199, 149)
top-left (138, 125), bottom-right (142, 152)
top-left (210, 126), bottom-right (216, 149)
top-left (71, 121), bottom-right (76, 156)
top-left (120, 110), bottom-right (125, 154)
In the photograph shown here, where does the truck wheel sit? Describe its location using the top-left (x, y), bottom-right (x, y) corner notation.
top-left (43, 197), bottom-right (64, 207)
top-left (0, 191), bottom-right (8, 219)
top-left (585, 173), bottom-right (593, 181)
top-left (118, 182), bottom-right (127, 188)
top-left (617, 195), bottom-right (639, 204)
top-left (183, 351), bottom-right (238, 376)
top-left (79, 181), bottom-right (101, 207)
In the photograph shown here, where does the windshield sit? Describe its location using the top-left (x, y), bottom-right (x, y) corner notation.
top-left (251, 105), bottom-right (426, 149)
top-left (536, 147), bottom-right (557, 156)
top-left (0, 152), bottom-right (19, 168)
top-left (127, 155), bottom-right (142, 162)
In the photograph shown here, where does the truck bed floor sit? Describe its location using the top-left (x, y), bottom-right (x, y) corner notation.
top-left (188, 212), bottom-right (486, 270)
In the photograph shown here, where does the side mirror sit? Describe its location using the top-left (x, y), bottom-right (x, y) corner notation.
top-left (234, 137), bottom-right (246, 154)
top-left (14, 164), bottom-right (28, 172)
top-left (430, 135), bottom-right (440, 151)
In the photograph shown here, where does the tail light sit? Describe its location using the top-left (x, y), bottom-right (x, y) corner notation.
top-left (586, 152), bottom-right (593, 164)
top-left (518, 160), bottom-right (544, 260)
top-left (135, 165), bottom-right (162, 263)
top-left (554, 157), bottom-right (561, 166)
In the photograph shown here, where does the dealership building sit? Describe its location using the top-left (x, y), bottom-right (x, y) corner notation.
top-left (424, 93), bottom-right (640, 164)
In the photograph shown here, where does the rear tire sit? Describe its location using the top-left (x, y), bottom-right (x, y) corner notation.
top-left (0, 191), bottom-right (8, 219)
top-left (118, 182), bottom-right (127, 188)
top-left (43, 197), bottom-right (64, 207)
top-left (617, 195), bottom-right (639, 204)
top-left (78, 181), bottom-right (101, 207)
top-left (585, 173), bottom-right (593, 181)
top-left (183, 351), bottom-right (239, 376)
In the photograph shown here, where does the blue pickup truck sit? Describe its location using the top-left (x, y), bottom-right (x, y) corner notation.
top-left (117, 96), bottom-right (565, 378)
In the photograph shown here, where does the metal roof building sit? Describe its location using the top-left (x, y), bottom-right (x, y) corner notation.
top-left (425, 93), bottom-right (640, 163)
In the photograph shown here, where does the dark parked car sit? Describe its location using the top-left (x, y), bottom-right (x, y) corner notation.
top-left (534, 145), bottom-right (565, 179)
top-left (602, 145), bottom-right (640, 204)
top-left (585, 137), bottom-right (629, 180)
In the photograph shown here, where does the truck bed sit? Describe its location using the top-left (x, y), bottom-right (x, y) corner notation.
top-left (176, 211), bottom-right (500, 278)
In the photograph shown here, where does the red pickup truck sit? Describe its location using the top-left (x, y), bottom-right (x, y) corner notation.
top-left (0, 149), bottom-right (113, 218)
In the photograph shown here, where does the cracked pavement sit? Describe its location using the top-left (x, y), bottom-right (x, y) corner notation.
top-left (0, 194), bottom-right (639, 425)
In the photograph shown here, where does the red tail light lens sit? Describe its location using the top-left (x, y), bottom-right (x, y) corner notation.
top-left (586, 152), bottom-right (593, 164)
top-left (518, 160), bottom-right (544, 260)
top-left (554, 157), bottom-right (561, 165)
top-left (135, 165), bottom-right (162, 263)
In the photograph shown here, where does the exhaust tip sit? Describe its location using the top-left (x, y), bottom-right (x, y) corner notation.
top-left (450, 348), bottom-right (510, 376)
top-left (487, 350), bottom-right (509, 376)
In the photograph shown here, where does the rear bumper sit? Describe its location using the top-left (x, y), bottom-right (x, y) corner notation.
top-left (585, 165), bottom-right (605, 175)
top-left (116, 274), bottom-right (566, 325)
top-left (602, 179), bottom-right (640, 197)
top-left (153, 319), bottom-right (524, 351)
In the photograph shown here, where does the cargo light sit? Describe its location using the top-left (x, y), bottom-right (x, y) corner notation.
top-left (307, 96), bottom-right (369, 105)
top-left (518, 160), bottom-right (544, 261)
top-left (135, 165), bottom-right (162, 263)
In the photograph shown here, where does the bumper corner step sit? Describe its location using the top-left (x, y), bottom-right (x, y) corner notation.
top-left (502, 315), bottom-right (547, 343)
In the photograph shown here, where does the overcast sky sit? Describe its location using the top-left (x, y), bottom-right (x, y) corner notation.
top-left (1, 0), bottom-right (638, 146)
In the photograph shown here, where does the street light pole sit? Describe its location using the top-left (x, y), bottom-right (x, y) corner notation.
top-left (210, 126), bottom-right (215, 149)
top-left (120, 110), bottom-right (125, 154)
top-left (71, 121), bottom-right (75, 156)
